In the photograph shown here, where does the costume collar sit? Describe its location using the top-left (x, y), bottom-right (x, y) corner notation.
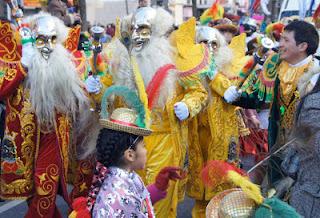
top-left (288, 55), bottom-right (312, 67)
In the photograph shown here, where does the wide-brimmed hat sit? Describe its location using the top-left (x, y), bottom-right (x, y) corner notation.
top-left (99, 85), bottom-right (152, 136)
top-left (206, 188), bottom-right (257, 218)
top-left (100, 108), bottom-right (152, 136)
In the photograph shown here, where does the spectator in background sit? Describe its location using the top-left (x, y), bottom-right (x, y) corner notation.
top-left (138, 0), bottom-right (149, 8)
top-left (47, 0), bottom-right (80, 26)
top-left (106, 23), bottom-right (115, 38)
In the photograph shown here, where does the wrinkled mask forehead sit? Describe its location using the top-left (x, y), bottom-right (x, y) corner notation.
top-left (196, 27), bottom-right (220, 54)
top-left (197, 27), bottom-right (219, 46)
top-left (33, 16), bottom-right (58, 60)
top-left (33, 16), bottom-right (57, 39)
top-left (132, 7), bottom-right (156, 29)
top-left (197, 27), bottom-right (218, 43)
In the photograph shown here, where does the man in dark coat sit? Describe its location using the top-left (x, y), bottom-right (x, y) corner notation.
top-left (47, 0), bottom-right (80, 26)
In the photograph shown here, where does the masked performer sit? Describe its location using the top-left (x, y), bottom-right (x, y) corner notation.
top-left (183, 24), bottom-right (240, 218)
top-left (0, 13), bottom-right (92, 217)
top-left (111, 7), bottom-right (208, 218)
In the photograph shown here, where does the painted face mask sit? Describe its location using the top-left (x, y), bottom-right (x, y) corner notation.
top-left (33, 16), bottom-right (57, 60)
top-left (196, 26), bottom-right (219, 54)
top-left (131, 7), bottom-right (156, 52)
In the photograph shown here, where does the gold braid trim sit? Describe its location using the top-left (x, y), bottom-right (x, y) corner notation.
top-left (36, 164), bottom-right (59, 217)
top-left (0, 178), bottom-right (32, 196)
top-left (57, 116), bottom-right (69, 180)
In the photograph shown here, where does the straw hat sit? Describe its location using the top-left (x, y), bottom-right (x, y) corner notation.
top-left (100, 107), bottom-right (152, 136)
top-left (206, 188), bottom-right (257, 218)
top-left (99, 85), bottom-right (152, 136)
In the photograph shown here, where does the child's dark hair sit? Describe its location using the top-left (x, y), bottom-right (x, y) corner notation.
top-left (87, 128), bottom-right (143, 212)
top-left (96, 128), bottom-right (143, 167)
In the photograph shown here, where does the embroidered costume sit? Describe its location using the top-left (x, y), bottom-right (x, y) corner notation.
top-left (186, 24), bottom-right (241, 217)
top-left (234, 53), bottom-right (320, 184)
top-left (112, 8), bottom-right (208, 218)
top-left (0, 13), bottom-right (95, 217)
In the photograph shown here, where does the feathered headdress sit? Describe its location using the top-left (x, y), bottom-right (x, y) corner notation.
top-left (201, 160), bottom-right (263, 204)
top-left (265, 22), bottom-right (284, 42)
top-left (200, 0), bottom-right (224, 25)
top-left (313, 3), bottom-right (320, 23)
top-left (100, 85), bottom-right (148, 130)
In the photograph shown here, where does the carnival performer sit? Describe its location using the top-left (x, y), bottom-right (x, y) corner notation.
top-left (184, 23), bottom-right (240, 218)
top-left (108, 7), bottom-right (208, 218)
top-left (224, 20), bottom-right (320, 189)
top-left (0, 13), bottom-right (92, 217)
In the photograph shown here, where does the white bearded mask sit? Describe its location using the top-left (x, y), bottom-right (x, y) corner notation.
top-left (131, 7), bottom-right (156, 52)
top-left (23, 13), bottom-right (89, 128)
top-left (32, 16), bottom-right (58, 60)
top-left (196, 26), bottom-right (233, 71)
top-left (131, 7), bottom-right (174, 53)
top-left (196, 26), bottom-right (221, 54)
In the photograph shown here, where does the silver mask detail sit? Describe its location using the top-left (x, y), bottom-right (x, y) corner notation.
top-left (33, 16), bottom-right (57, 60)
top-left (131, 7), bottom-right (156, 52)
top-left (196, 26), bottom-right (219, 54)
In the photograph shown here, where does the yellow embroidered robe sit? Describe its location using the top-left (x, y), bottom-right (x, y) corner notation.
top-left (139, 71), bottom-right (208, 218)
top-left (187, 73), bottom-right (239, 201)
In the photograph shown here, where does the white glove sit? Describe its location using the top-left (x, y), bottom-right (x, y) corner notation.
top-left (85, 75), bottom-right (102, 94)
top-left (20, 26), bottom-right (34, 69)
top-left (174, 102), bottom-right (189, 121)
top-left (223, 86), bottom-right (242, 103)
top-left (21, 43), bottom-right (35, 69)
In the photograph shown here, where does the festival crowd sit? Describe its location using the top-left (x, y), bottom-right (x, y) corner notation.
top-left (1, 0), bottom-right (320, 217)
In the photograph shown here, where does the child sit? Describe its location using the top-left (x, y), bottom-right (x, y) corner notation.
top-left (70, 107), bottom-right (184, 218)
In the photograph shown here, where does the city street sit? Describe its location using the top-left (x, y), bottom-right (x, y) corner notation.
top-left (0, 186), bottom-right (193, 217)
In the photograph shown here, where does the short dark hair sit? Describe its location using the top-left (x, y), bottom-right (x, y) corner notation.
top-left (284, 20), bottom-right (319, 56)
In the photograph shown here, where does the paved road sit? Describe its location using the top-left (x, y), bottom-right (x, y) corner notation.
top-left (0, 192), bottom-right (194, 217)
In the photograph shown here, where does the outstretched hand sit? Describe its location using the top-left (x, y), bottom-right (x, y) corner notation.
top-left (155, 166), bottom-right (186, 191)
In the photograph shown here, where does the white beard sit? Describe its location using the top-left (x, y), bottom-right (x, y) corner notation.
top-left (25, 44), bottom-right (89, 128)
top-left (213, 45), bottom-right (233, 72)
top-left (131, 37), bottom-right (177, 108)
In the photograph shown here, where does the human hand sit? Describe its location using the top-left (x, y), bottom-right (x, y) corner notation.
top-left (73, 13), bottom-right (81, 24)
top-left (250, 116), bottom-right (261, 129)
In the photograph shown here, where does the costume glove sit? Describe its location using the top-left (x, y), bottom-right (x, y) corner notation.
top-left (85, 75), bottom-right (102, 94)
top-left (155, 166), bottom-right (184, 191)
top-left (174, 102), bottom-right (189, 121)
top-left (223, 86), bottom-right (242, 103)
top-left (20, 26), bottom-right (34, 69)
